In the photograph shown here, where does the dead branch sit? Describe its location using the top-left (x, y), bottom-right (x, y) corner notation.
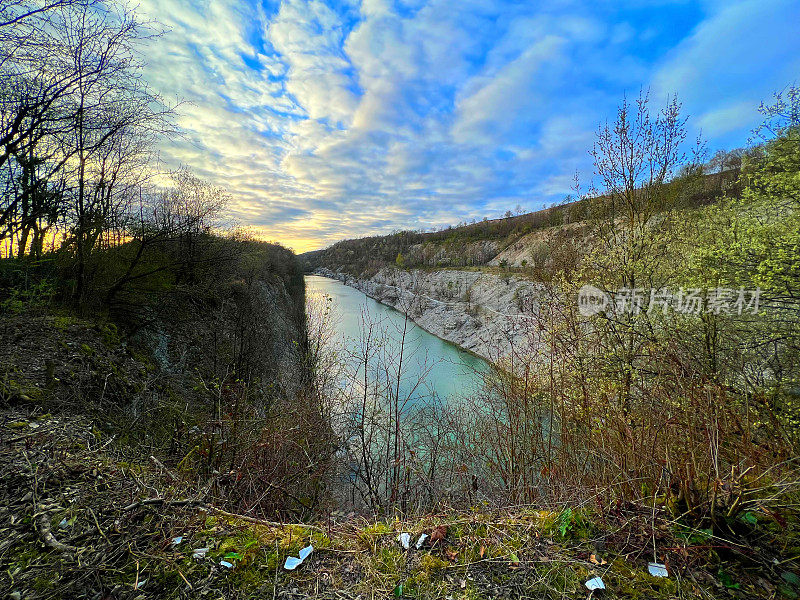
top-left (121, 497), bottom-right (324, 532)
top-left (35, 504), bottom-right (79, 554)
top-left (148, 455), bottom-right (177, 482)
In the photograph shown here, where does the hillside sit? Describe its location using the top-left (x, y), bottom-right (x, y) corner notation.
top-left (0, 233), bottom-right (330, 519)
top-left (2, 409), bottom-right (796, 599)
top-left (299, 169), bottom-right (739, 277)
top-left (298, 166), bottom-right (747, 360)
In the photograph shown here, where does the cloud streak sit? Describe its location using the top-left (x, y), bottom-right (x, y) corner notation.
top-left (136, 0), bottom-right (800, 252)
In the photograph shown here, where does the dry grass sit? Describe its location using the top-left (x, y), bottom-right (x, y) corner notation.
top-left (2, 406), bottom-right (798, 599)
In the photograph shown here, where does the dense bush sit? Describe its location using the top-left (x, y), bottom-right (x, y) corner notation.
top-left (308, 89), bottom-right (800, 531)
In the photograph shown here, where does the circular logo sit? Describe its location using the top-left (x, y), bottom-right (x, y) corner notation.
top-left (577, 284), bottom-right (609, 316)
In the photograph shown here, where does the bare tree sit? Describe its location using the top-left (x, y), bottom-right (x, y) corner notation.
top-left (100, 169), bottom-right (228, 309)
top-left (586, 90), bottom-right (702, 409)
top-left (0, 0), bottom-right (174, 279)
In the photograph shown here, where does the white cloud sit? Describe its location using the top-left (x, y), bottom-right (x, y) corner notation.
top-left (452, 35), bottom-right (566, 145)
top-left (652, 0), bottom-right (800, 138)
top-left (129, 0), bottom-right (797, 251)
top-left (268, 0), bottom-right (359, 125)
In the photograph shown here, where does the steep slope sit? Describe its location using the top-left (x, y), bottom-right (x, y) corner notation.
top-left (1, 410), bottom-right (793, 599)
top-left (316, 266), bottom-right (541, 361)
top-left (0, 238), bottom-right (327, 521)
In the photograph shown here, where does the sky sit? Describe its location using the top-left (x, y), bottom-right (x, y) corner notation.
top-left (136, 0), bottom-right (800, 252)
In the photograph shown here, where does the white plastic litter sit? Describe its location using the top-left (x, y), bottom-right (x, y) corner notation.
top-left (172, 536), bottom-right (183, 546)
top-left (284, 556), bottom-right (303, 570)
top-left (648, 562), bottom-right (669, 577)
top-left (397, 533), bottom-right (411, 549)
top-left (220, 560), bottom-right (233, 568)
top-left (585, 576), bottom-right (606, 591)
top-left (192, 547), bottom-right (210, 559)
top-left (284, 545), bottom-right (314, 570)
top-left (416, 533), bottom-right (428, 549)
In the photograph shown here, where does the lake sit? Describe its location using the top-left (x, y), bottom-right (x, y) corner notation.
top-left (305, 274), bottom-right (489, 405)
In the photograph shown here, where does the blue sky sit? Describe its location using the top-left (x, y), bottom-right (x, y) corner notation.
top-left (138, 0), bottom-right (800, 252)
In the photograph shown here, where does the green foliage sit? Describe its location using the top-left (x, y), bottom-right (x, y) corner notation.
top-left (692, 157), bottom-right (799, 299)
top-left (554, 507), bottom-right (592, 539)
top-left (683, 86), bottom-right (800, 442)
top-left (718, 568), bottom-right (741, 590)
top-left (0, 276), bottom-right (55, 313)
top-left (691, 86), bottom-right (799, 296)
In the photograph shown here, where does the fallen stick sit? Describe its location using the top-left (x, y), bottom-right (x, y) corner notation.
top-left (36, 504), bottom-right (79, 554)
top-left (122, 498), bottom-right (323, 532)
top-left (204, 505), bottom-right (324, 533)
top-left (149, 455), bottom-right (178, 482)
top-left (122, 498), bottom-right (204, 511)
top-left (89, 507), bottom-right (112, 546)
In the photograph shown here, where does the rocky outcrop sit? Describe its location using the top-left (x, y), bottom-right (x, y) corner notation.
top-left (316, 266), bottom-right (542, 362)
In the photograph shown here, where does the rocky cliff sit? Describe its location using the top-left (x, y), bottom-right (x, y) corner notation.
top-left (316, 266), bottom-right (542, 362)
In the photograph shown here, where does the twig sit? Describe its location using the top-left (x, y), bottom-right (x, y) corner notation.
top-left (176, 567), bottom-right (193, 590)
top-left (89, 507), bottom-right (111, 546)
top-left (122, 498), bottom-right (205, 511)
top-left (122, 497), bottom-right (324, 532)
top-left (273, 539), bottom-right (279, 600)
top-left (148, 455), bottom-right (177, 482)
top-left (36, 504), bottom-right (79, 554)
top-left (3, 429), bottom-right (55, 444)
top-left (205, 505), bottom-right (325, 533)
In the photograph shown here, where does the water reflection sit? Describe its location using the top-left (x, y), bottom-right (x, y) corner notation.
top-left (305, 275), bottom-right (488, 405)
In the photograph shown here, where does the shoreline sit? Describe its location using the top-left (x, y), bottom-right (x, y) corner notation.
top-left (305, 272), bottom-right (496, 365)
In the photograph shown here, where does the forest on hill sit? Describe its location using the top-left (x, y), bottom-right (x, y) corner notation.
top-left (300, 161), bottom-right (742, 276)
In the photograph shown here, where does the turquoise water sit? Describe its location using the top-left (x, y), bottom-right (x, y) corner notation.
top-left (305, 275), bottom-right (489, 405)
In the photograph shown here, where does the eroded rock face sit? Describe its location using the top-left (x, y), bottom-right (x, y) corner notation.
top-left (316, 267), bottom-right (542, 362)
